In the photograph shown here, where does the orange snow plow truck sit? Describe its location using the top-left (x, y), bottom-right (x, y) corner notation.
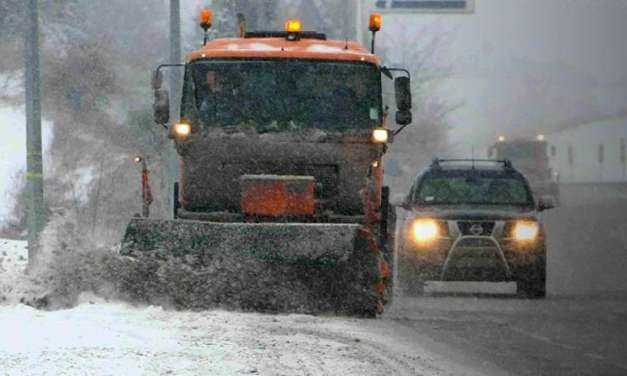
top-left (119, 10), bottom-right (413, 316)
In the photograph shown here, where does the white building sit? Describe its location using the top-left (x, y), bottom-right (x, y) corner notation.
top-left (547, 116), bottom-right (627, 184)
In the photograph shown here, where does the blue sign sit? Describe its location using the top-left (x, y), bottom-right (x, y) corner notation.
top-left (375, 0), bottom-right (474, 13)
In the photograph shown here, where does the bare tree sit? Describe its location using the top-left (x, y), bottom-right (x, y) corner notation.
top-left (378, 23), bottom-right (460, 196)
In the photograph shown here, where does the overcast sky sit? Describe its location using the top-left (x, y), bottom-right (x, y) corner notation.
top-left (2, 0), bottom-right (627, 218)
top-left (376, 0), bottom-right (627, 153)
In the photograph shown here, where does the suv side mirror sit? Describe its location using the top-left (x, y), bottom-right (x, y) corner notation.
top-left (537, 196), bottom-right (556, 212)
top-left (395, 76), bottom-right (412, 126)
top-left (396, 196), bottom-right (412, 210)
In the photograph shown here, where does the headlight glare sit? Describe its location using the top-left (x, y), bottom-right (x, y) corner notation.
top-left (173, 122), bottom-right (192, 139)
top-left (513, 221), bottom-right (539, 241)
top-left (412, 219), bottom-right (439, 243)
top-left (372, 128), bottom-right (389, 143)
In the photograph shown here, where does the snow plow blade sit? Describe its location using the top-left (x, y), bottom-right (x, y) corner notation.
top-left (117, 218), bottom-right (386, 316)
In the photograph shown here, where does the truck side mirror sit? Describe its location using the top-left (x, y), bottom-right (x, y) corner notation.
top-left (395, 76), bottom-right (412, 126)
top-left (396, 110), bottom-right (412, 126)
top-left (152, 70), bottom-right (170, 125)
top-left (400, 199), bottom-right (412, 211)
top-left (393, 194), bottom-right (412, 210)
top-left (152, 69), bottom-right (163, 90)
top-left (154, 89), bottom-right (170, 125)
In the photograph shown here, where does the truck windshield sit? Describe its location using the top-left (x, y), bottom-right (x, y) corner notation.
top-left (188, 59), bottom-right (381, 132)
top-left (415, 175), bottom-right (533, 206)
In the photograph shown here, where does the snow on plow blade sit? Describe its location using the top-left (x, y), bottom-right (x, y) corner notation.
top-left (117, 218), bottom-right (384, 316)
top-left (122, 219), bottom-right (359, 263)
top-left (423, 281), bottom-right (517, 296)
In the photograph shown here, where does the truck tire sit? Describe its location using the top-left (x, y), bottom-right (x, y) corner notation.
top-left (380, 186), bottom-right (396, 304)
top-left (380, 186), bottom-right (395, 256)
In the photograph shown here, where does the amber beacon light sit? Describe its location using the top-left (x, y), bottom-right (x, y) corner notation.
top-left (199, 8), bottom-right (213, 30)
top-left (369, 13), bottom-right (382, 32)
top-left (285, 19), bottom-right (302, 33)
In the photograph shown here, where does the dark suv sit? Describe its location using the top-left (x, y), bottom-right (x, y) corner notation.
top-left (398, 159), bottom-right (554, 297)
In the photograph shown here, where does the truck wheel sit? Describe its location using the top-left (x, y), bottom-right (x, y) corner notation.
top-left (517, 255), bottom-right (546, 298)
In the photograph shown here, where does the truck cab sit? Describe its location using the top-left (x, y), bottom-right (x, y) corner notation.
top-left (153, 18), bottom-right (412, 225)
top-left (489, 137), bottom-right (560, 205)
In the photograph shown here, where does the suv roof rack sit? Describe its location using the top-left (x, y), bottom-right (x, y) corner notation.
top-left (431, 158), bottom-right (514, 170)
top-left (244, 31), bottom-right (327, 40)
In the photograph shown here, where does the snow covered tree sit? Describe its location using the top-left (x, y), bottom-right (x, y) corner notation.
top-left (0, 1), bottom-right (171, 242)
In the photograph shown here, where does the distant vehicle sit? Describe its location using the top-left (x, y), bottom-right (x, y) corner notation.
top-left (398, 159), bottom-right (555, 297)
top-left (489, 136), bottom-right (560, 204)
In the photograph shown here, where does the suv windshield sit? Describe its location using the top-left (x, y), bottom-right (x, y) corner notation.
top-left (185, 60), bottom-right (382, 132)
top-left (414, 174), bottom-right (533, 206)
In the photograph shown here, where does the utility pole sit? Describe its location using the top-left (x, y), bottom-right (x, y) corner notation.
top-left (168, 0), bottom-right (181, 218)
top-left (24, 0), bottom-right (44, 269)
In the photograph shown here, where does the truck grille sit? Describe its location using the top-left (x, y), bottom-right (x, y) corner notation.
top-left (457, 221), bottom-right (495, 236)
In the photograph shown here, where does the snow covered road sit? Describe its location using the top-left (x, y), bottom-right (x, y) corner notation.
top-left (0, 296), bottom-right (460, 376)
top-left (2, 239), bottom-right (626, 375)
top-left (0, 240), bottom-right (459, 376)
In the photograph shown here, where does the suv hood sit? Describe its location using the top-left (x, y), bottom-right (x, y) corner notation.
top-left (406, 205), bottom-right (538, 221)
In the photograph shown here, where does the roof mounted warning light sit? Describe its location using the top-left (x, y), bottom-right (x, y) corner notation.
top-left (369, 13), bottom-right (382, 53)
top-left (199, 8), bottom-right (213, 45)
top-left (285, 19), bottom-right (303, 41)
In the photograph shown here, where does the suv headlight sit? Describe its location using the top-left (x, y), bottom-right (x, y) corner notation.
top-left (412, 219), bottom-right (439, 243)
top-left (513, 221), bottom-right (539, 241)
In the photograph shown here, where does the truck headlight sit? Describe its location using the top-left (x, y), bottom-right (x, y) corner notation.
top-left (173, 122), bottom-right (192, 140)
top-left (372, 128), bottom-right (389, 143)
top-left (513, 221), bottom-right (539, 241)
top-left (412, 219), bottom-right (439, 243)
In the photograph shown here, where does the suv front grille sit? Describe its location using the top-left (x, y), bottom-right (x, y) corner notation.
top-left (457, 221), bottom-right (495, 236)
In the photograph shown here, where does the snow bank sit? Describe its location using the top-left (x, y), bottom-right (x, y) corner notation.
top-left (0, 300), bottom-right (246, 375)
top-left (0, 239), bottom-right (39, 305)
top-left (0, 239), bottom-right (27, 274)
top-left (0, 213), bottom-right (126, 309)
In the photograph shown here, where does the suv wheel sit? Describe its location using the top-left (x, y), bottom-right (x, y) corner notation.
top-left (517, 255), bottom-right (546, 298)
